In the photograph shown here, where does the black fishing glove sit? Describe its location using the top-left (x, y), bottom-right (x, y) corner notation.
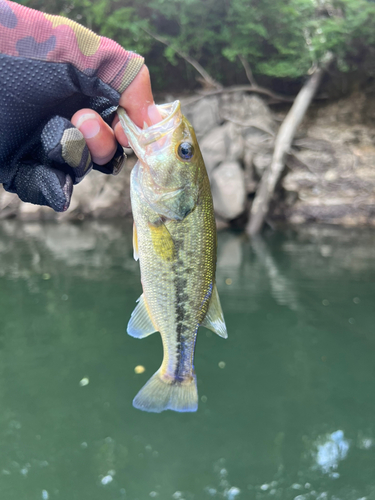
top-left (0, 0), bottom-right (144, 211)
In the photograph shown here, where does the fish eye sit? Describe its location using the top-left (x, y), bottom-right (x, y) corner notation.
top-left (177, 142), bottom-right (194, 161)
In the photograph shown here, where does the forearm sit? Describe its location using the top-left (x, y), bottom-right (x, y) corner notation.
top-left (0, 0), bottom-right (144, 95)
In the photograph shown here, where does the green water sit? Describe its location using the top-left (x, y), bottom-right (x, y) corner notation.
top-left (0, 221), bottom-right (375, 500)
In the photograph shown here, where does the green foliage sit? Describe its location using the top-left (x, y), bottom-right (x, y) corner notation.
top-left (223, 0), bottom-right (316, 78)
top-left (18, 0), bottom-right (375, 89)
top-left (308, 0), bottom-right (375, 72)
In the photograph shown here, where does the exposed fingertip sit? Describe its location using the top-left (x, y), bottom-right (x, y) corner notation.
top-left (147, 103), bottom-right (161, 126)
top-left (79, 118), bottom-right (100, 139)
top-left (119, 64), bottom-right (163, 129)
top-left (72, 109), bottom-right (117, 165)
top-left (114, 121), bottom-right (130, 147)
top-left (73, 112), bottom-right (97, 130)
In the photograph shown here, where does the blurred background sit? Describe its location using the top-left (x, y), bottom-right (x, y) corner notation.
top-left (1, 1), bottom-right (375, 499)
top-left (1, 0), bottom-right (375, 228)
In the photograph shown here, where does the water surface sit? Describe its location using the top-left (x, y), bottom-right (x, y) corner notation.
top-left (0, 221), bottom-right (375, 500)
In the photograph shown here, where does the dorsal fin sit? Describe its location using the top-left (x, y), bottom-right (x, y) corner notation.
top-left (201, 284), bottom-right (228, 338)
top-left (127, 294), bottom-right (158, 339)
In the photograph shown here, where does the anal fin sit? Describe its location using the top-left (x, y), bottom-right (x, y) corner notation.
top-left (201, 284), bottom-right (228, 339)
top-left (127, 294), bottom-right (157, 339)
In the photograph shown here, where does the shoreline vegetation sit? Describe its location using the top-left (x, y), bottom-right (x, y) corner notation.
top-left (4, 0), bottom-right (375, 232)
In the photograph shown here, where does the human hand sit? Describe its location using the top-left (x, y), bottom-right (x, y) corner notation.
top-left (0, 0), bottom-right (160, 212)
top-left (71, 65), bottom-right (161, 168)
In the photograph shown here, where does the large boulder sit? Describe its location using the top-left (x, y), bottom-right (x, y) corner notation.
top-left (211, 160), bottom-right (246, 220)
top-left (182, 96), bottom-right (220, 139)
top-left (220, 93), bottom-right (275, 129)
top-left (200, 121), bottom-right (244, 176)
top-left (199, 125), bottom-right (227, 175)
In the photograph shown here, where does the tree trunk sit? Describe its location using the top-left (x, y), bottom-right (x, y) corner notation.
top-left (246, 54), bottom-right (334, 236)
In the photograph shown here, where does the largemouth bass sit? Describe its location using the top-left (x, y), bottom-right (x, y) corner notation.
top-left (118, 101), bottom-right (227, 413)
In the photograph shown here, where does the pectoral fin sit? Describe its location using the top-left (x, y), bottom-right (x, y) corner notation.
top-left (133, 223), bottom-right (139, 261)
top-left (148, 220), bottom-right (175, 262)
top-left (127, 294), bottom-right (158, 339)
top-left (201, 284), bottom-right (228, 339)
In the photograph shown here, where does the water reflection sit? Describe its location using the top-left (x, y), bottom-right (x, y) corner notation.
top-left (251, 236), bottom-right (299, 310)
top-left (1, 221), bottom-right (375, 499)
top-left (313, 430), bottom-right (349, 476)
top-left (204, 458), bottom-right (241, 499)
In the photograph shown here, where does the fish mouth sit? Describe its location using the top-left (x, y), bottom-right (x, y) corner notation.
top-left (117, 101), bottom-right (182, 157)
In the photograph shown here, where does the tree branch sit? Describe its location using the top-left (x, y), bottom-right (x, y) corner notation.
top-left (180, 84), bottom-right (295, 107)
top-left (144, 28), bottom-right (298, 104)
top-left (143, 28), bottom-right (222, 90)
top-left (144, 29), bottom-right (295, 103)
top-left (238, 54), bottom-right (257, 87)
top-left (220, 114), bottom-right (275, 136)
top-left (246, 52), bottom-right (334, 236)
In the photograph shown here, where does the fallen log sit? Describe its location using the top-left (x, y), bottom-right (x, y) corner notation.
top-left (246, 53), bottom-right (334, 236)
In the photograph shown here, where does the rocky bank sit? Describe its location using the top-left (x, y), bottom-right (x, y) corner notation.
top-left (1, 91), bottom-right (375, 228)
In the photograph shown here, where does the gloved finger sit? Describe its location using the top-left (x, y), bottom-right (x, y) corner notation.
top-left (71, 109), bottom-right (118, 165)
top-left (93, 142), bottom-right (126, 176)
top-left (41, 116), bottom-right (92, 184)
top-left (12, 163), bottom-right (73, 212)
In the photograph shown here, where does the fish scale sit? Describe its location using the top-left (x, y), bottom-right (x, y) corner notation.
top-left (118, 101), bottom-right (227, 413)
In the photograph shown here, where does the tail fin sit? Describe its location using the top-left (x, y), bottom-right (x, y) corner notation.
top-left (133, 370), bottom-right (198, 413)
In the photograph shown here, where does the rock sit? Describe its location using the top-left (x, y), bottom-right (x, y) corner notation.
top-left (3, 91), bottom-right (375, 228)
top-left (225, 122), bottom-right (244, 161)
top-left (66, 169), bottom-right (128, 218)
top-left (292, 137), bottom-right (334, 153)
top-left (243, 126), bottom-right (275, 179)
top-left (277, 102), bottom-right (375, 227)
top-left (211, 161), bottom-right (246, 220)
top-left (220, 93), bottom-right (275, 131)
top-left (215, 218), bottom-right (230, 230)
top-left (199, 125), bottom-right (227, 175)
top-left (0, 189), bottom-right (21, 219)
top-left (243, 149), bottom-right (257, 194)
top-left (200, 122), bottom-right (244, 176)
top-left (253, 152), bottom-right (272, 176)
top-left (244, 128), bottom-right (274, 151)
top-left (182, 96), bottom-right (220, 138)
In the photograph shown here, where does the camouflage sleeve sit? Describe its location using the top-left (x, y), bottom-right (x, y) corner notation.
top-left (0, 0), bottom-right (144, 93)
